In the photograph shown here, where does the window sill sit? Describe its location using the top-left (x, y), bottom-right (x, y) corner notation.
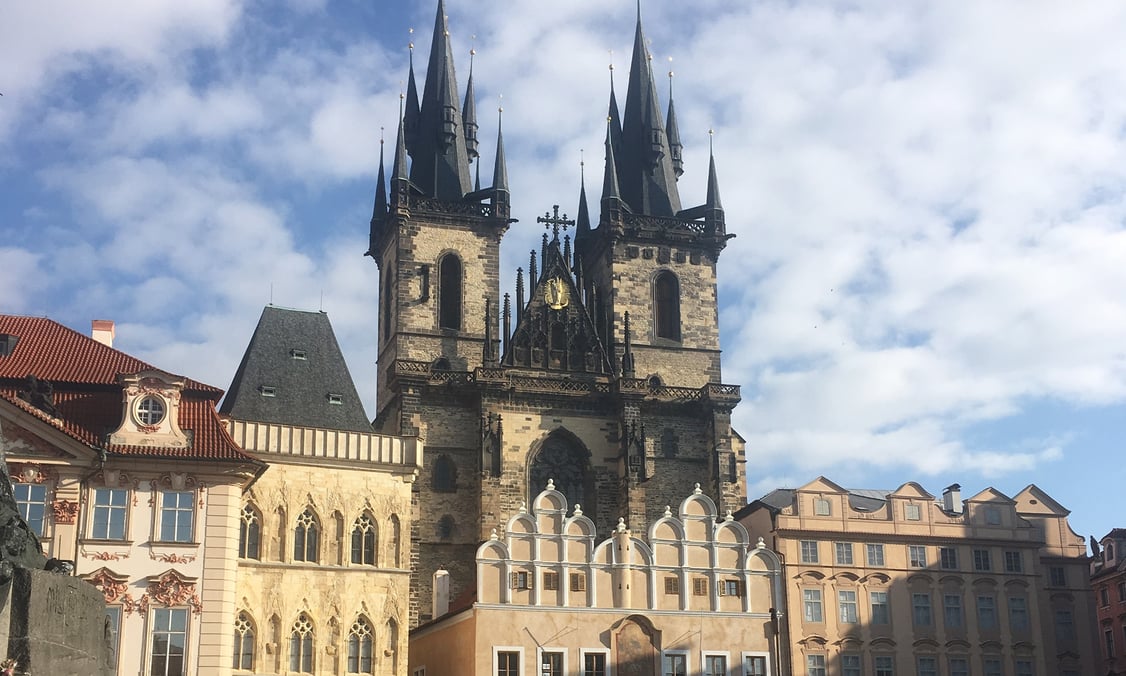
top-left (79, 538), bottom-right (133, 546)
top-left (150, 540), bottom-right (201, 548)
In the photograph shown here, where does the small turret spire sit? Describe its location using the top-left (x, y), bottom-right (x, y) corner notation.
top-left (706, 130), bottom-right (723, 212)
top-left (462, 42), bottom-right (479, 162)
top-left (491, 102), bottom-right (510, 220)
top-left (372, 129), bottom-right (387, 222)
top-left (404, 30), bottom-right (420, 155)
top-left (602, 117), bottom-right (622, 204)
top-left (576, 152), bottom-right (591, 237)
top-left (666, 62), bottom-right (683, 178)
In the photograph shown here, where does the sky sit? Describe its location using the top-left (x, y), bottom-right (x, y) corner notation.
top-left (2, 1), bottom-right (1124, 546)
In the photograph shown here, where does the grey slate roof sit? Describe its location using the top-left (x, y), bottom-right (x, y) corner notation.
top-left (750, 487), bottom-right (893, 514)
top-left (220, 306), bottom-right (373, 433)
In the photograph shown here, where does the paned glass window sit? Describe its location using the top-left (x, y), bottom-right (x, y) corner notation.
top-left (841, 654), bottom-right (860, 676)
top-left (294, 509), bottom-right (320, 563)
top-left (803, 589), bottom-right (823, 622)
top-left (1009, 597), bottom-right (1029, 630)
top-left (944, 594), bottom-right (962, 628)
top-left (839, 590), bottom-right (858, 623)
top-left (870, 591), bottom-right (890, 624)
top-left (917, 656), bottom-right (938, 676)
top-left (662, 653), bottom-right (687, 676)
top-left (351, 514), bottom-right (377, 565)
top-left (835, 542), bottom-right (853, 565)
top-left (150, 607), bottom-right (188, 676)
top-left (806, 654), bottom-right (826, 676)
top-left (233, 611), bottom-right (254, 670)
top-left (744, 656), bottom-right (767, 676)
top-left (106, 606), bottom-right (122, 671)
top-left (874, 656), bottom-right (894, 676)
top-left (496, 651), bottom-right (519, 676)
top-left (160, 491), bottom-right (194, 543)
top-left (939, 547), bottom-right (958, 569)
top-left (582, 653), bottom-right (607, 676)
top-left (347, 617), bottom-right (374, 674)
top-left (239, 505), bottom-right (260, 559)
top-left (1004, 550), bottom-right (1023, 572)
top-left (973, 548), bottom-right (992, 571)
top-left (866, 543), bottom-right (884, 566)
top-left (977, 595), bottom-right (996, 629)
top-left (13, 483), bottom-right (47, 536)
top-left (703, 654), bottom-right (727, 676)
top-left (912, 593), bottom-right (932, 626)
top-left (800, 540), bottom-right (819, 564)
top-left (289, 614), bottom-right (315, 673)
top-left (909, 545), bottom-right (927, 567)
top-left (92, 487), bottom-right (128, 540)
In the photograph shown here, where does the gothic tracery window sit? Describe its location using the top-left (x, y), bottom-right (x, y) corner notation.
top-left (347, 616), bottom-right (374, 674)
top-left (233, 611), bottom-right (254, 670)
top-left (351, 514), bottom-right (377, 566)
top-left (294, 509), bottom-right (320, 563)
top-left (529, 434), bottom-right (591, 511)
top-left (239, 504), bottom-right (261, 560)
top-left (654, 271), bottom-right (681, 341)
top-left (438, 254), bottom-right (462, 330)
top-left (289, 614), bottom-right (315, 673)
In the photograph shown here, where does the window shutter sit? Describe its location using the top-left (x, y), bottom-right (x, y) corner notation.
top-left (510, 572), bottom-right (518, 589)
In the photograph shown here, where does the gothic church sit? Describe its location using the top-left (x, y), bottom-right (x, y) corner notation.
top-left (367, 1), bottom-right (745, 625)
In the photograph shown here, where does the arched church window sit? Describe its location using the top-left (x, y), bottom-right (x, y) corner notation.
top-left (438, 254), bottom-right (462, 330)
top-left (351, 514), bottom-right (377, 566)
top-left (294, 508), bottom-right (320, 563)
top-left (654, 271), bottom-right (681, 340)
top-left (437, 515), bottom-right (456, 542)
top-left (239, 504), bottom-right (261, 560)
top-left (234, 611), bottom-right (255, 670)
top-left (529, 434), bottom-right (592, 512)
top-left (432, 455), bottom-right (457, 493)
top-left (346, 616), bottom-right (374, 674)
top-left (289, 614), bottom-right (315, 673)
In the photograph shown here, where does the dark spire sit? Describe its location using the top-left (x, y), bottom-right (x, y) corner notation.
top-left (367, 131), bottom-right (387, 256)
top-left (576, 154), bottom-right (591, 237)
top-left (492, 104), bottom-right (510, 219)
top-left (483, 296), bottom-right (496, 366)
top-left (404, 37), bottom-right (421, 155)
top-left (706, 131), bottom-right (723, 212)
top-left (410, 0), bottom-right (473, 200)
top-left (502, 292), bottom-right (511, 356)
top-left (666, 68), bottom-right (683, 178)
top-left (515, 267), bottom-right (525, 323)
top-left (601, 118), bottom-right (622, 204)
top-left (607, 61), bottom-right (624, 179)
top-left (462, 46), bottom-right (479, 162)
top-left (390, 101), bottom-right (411, 213)
top-left (619, 7), bottom-right (682, 216)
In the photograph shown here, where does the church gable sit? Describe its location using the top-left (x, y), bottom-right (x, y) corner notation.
top-left (504, 227), bottom-right (611, 374)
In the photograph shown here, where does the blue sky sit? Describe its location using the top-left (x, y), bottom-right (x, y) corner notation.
top-left (2, 0), bottom-right (1124, 545)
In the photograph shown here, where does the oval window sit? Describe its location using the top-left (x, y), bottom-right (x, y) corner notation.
top-left (134, 395), bottom-right (166, 426)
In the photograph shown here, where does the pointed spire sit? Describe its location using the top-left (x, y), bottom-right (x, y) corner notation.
top-left (491, 103), bottom-right (510, 219)
top-left (576, 153), bottom-right (591, 236)
top-left (607, 58), bottom-right (624, 180)
top-left (529, 250), bottom-right (537, 284)
top-left (666, 65), bottom-right (683, 178)
top-left (371, 131), bottom-right (387, 223)
top-left (463, 44), bottom-right (479, 162)
top-left (502, 292), bottom-right (511, 357)
top-left (410, 0), bottom-right (473, 200)
top-left (404, 33), bottom-right (421, 155)
top-left (483, 295), bottom-right (496, 366)
top-left (706, 130), bottom-right (723, 212)
top-left (515, 267), bottom-right (525, 324)
top-left (619, 7), bottom-right (682, 216)
top-left (392, 106), bottom-right (409, 184)
top-left (602, 117), bottom-right (622, 204)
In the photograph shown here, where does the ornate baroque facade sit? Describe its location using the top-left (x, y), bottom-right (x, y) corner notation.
top-left (368, 1), bottom-right (745, 626)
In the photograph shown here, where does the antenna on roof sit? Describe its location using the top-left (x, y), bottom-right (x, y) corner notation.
top-left (270, 282), bottom-right (274, 305)
top-left (320, 290), bottom-right (324, 312)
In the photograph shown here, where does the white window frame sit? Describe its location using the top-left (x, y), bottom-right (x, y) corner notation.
top-left (702, 651), bottom-right (730, 676)
top-left (146, 606), bottom-right (191, 676)
top-left (662, 649), bottom-right (690, 676)
top-left (536, 647), bottom-right (567, 676)
top-left (866, 543), bottom-right (884, 566)
top-left (493, 646), bottom-right (524, 676)
top-left (806, 653), bottom-right (827, 676)
top-left (106, 604), bottom-right (123, 672)
top-left (579, 648), bottom-right (610, 676)
top-left (740, 651), bottom-right (771, 676)
top-left (89, 486), bottom-right (130, 541)
top-left (13, 482), bottom-right (48, 537)
top-left (157, 490), bottom-right (196, 543)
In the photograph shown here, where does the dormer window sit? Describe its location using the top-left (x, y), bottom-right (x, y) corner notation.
top-left (905, 504), bottom-right (921, 521)
top-left (134, 396), bottom-right (166, 426)
top-left (327, 394), bottom-right (343, 405)
top-left (814, 497), bottom-right (831, 516)
top-left (259, 386), bottom-right (277, 397)
top-left (984, 506), bottom-right (1001, 525)
top-left (290, 349), bottom-right (307, 360)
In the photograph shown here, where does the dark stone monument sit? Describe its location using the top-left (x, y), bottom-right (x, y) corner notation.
top-left (0, 421), bottom-right (111, 675)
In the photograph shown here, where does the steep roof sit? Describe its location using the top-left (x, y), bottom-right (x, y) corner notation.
top-left (221, 306), bottom-right (372, 433)
top-left (0, 314), bottom-right (257, 463)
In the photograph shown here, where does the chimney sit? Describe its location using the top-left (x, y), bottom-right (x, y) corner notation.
top-left (432, 569), bottom-right (450, 619)
top-left (91, 320), bottom-right (115, 348)
top-left (942, 484), bottom-right (962, 515)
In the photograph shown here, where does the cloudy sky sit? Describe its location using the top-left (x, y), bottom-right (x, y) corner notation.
top-left (2, 0), bottom-right (1124, 543)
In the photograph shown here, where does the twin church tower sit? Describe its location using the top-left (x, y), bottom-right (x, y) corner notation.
top-left (366, 0), bottom-right (744, 624)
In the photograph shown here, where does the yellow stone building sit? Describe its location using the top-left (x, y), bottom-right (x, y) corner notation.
top-left (736, 477), bottom-right (1099, 676)
top-left (409, 484), bottom-right (786, 676)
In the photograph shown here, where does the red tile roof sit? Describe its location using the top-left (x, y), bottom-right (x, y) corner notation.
top-left (0, 316), bottom-right (218, 395)
top-left (0, 315), bottom-right (261, 465)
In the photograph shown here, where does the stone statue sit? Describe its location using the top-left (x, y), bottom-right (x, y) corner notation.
top-left (1091, 535), bottom-right (1102, 558)
top-left (0, 421), bottom-right (54, 581)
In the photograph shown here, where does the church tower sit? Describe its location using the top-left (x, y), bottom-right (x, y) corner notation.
top-left (367, 2), bottom-right (743, 627)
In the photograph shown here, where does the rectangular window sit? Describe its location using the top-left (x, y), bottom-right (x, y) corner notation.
top-left (983, 658), bottom-right (1002, 676)
top-left (664, 576), bottom-right (680, 595)
top-left (1118, 581), bottom-right (1126, 602)
top-left (943, 594), bottom-right (962, 628)
top-left (1100, 587), bottom-right (1110, 607)
top-left (838, 590), bottom-right (858, 623)
top-left (150, 607), bottom-right (188, 676)
top-left (835, 542), bottom-right (853, 565)
top-left (870, 591), bottom-right (890, 624)
top-left (540, 650), bottom-right (564, 676)
top-left (800, 540), bottom-right (819, 564)
top-left (841, 654), bottom-right (860, 676)
top-left (1049, 566), bottom-right (1066, 586)
top-left (570, 572), bottom-right (586, 593)
top-left (1055, 610), bottom-right (1074, 642)
top-left (743, 655), bottom-right (767, 676)
top-left (949, 657), bottom-right (969, 676)
top-left (542, 572), bottom-right (559, 591)
top-left (973, 548), bottom-right (992, 571)
top-left (106, 606), bottom-right (122, 671)
top-left (413, 669), bottom-right (427, 676)
top-left (803, 589), bottom-right (823, 622)
top-left (721, 580), bottom-right (743, 597)
top-left (692, 577), bottom-right (708, 596)
top-left (91, 488), bottom-right (129, 540)
top-left (874, 656), bottom-right (894, 676)
top-left (984, 505), bottom-right (1001, 525)
top-left (1106, 629), bottom-right (1115, 657)
top-left (582, 652), bottom-right (607, 676)
top-left (939, 547), bottom-right (958, 570)
top-left (866, 543), bottom-right (885, 566)
top-left (912, 593), bottom-right (932, 626)
top-left (977, 595), bottom-right (996, 629)
top-left (813, 497), bottom-right (831, 516)
top-left (1009, 597), bottom-right (1029, 631)
top-left (160, 491), bottom-right (194, 543)
top-left (290, 348), bottom-right (307, 360)
top-left (13, 484), bottom-right (47, 536)
top-left (917, 656), bottom-right (937, 676)
top-left (510, 572), bottom-right (530, 590)
top-left (662, 652), bottom-right (688, 676)
top-left (909, 545), bottom-right (927, 568)
top-left (496, 650), bottom-right (520, 676)
top-left (905, 504), bottom-right (921, 521)
top-left (259, 385), bottom-right (277, 397)
top-left (1004, 550), bottom-right (1023, 573)
top-left (703, 654), bottom-right (727, 676)
top-left (1015, 659), bottom-right (1033, 676)
top-left (327, 393), bottom-right (343, 405)
top-left (806, 654), bottom-right (826, 676)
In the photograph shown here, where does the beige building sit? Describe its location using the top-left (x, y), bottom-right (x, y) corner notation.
top-left (0, 314), bottom-right (265, 675)
top-left (223, 306), bottom-right (422, 676)
top-left (737, 477), bottom-right (1098, 676)
top-left (409, 483), bottom-right (786, 676)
